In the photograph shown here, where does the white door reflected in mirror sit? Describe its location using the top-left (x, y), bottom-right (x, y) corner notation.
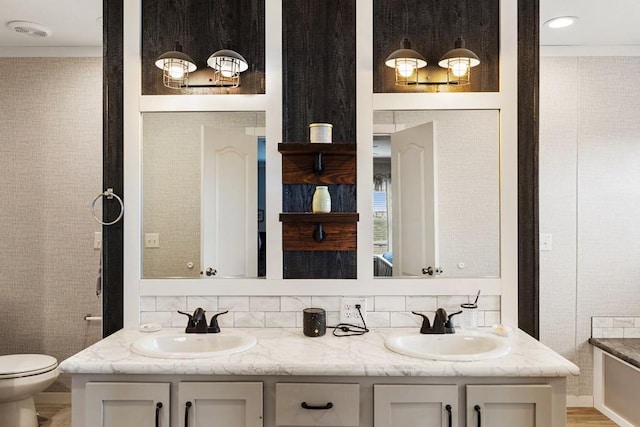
top-left (142, 111), bottom-right (266, 279)
top-left (201, 128), bottom-right (257, 278)
top-left (391, 122), bottom-right (439, 276)
top-left (373, 110), bottom-right (500, 279)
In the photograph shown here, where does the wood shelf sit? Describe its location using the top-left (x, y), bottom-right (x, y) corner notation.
top-left (277, 143), bottom-right (356, 154)
top-left (279, 212), bottom-right (359, 223)
top-left (279, 143), bottom-right (357, 184)
top-left (280, 213), bottom-right (358, 251)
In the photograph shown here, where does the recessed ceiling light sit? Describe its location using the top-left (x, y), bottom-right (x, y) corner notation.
top-left (7, 21), bottom-right (52, 38)
top-left (544, 16), bottom-right (579, 29)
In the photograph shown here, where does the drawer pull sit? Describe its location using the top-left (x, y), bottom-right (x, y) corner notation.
top-left (301, 401), bottom-right (334, 410)
top-left (155, 402), bottom-right (162, 427)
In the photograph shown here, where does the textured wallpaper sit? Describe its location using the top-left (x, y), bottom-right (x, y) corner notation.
top-left (540, 56), bottom-right (640, 398)
top-left (0, 58), bottom-right (103, 391)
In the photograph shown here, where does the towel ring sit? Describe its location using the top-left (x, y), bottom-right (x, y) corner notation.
top-left (92, 188), bottom-right (124, 226)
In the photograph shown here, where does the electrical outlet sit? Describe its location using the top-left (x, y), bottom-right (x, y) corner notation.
top-left (340, 297), bottom-right (367, 327)
top-left (144, 233), bottom-right (160, 248)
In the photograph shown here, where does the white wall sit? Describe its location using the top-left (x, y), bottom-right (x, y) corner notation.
top-left (540, 56), bottom-right (640, 398)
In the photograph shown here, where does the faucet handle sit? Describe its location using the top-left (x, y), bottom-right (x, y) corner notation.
top-left (411, 311), bottom-right (432, 334)
top-left (177, 310), bottom-right (194, 326)
top-left (208, 310), bottom-right (229, 333)
top-left (445, 310), bottom-right (462, 333)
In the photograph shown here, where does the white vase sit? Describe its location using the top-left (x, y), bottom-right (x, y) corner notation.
top-left (312, 186), bottom-right (331, 213)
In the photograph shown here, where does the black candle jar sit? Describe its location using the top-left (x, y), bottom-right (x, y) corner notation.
top-left (303, 307), bottom-right (326, 337)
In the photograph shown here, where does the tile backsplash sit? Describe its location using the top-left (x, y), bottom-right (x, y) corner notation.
top-left (140, 295), bottom-right (501, 329)
top-left (591, 316), bottom-right (640, 338)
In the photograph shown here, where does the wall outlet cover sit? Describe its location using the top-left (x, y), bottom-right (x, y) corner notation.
top-left (340, 297), bottom-right (367, 328)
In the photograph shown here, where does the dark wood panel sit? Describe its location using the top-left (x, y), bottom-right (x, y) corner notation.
top-left (283, 184), bottom-right (357, 213)
top-left (103, 0), bottom-right (124, 337)
top-left (283, 222), bottom-right (357, 251)
top-left (141, 0), bottom-right (265, 95)
top-left (518, 0), bottom-right (539, 339)
top-left (283, 251), bottom-right (357, 279)
top-left (373, 0), bottom-right (500, 93)
top-left (282, 153), bottom-right (356, 184)
top-left (282, 0), bottom-right (356, 143)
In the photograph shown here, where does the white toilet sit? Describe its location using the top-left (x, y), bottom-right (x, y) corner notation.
top-left (0, 354), bottom-right (59, 427)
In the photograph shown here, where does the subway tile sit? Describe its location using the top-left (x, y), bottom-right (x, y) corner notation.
top-left (234, 311), bottom-right (265, 327)
top-left (436, 296), bottom-right (469, 312)
top-left (281, 296), bottom-right (312, 311)
top-left (156, 296), bottom-right (187, 312)
top-left (406, 296), bottom-right (437, 312)
top-left (326, 311), bottom-right (340, 327)
top-left (296, 311), bottom-right (304, 328)
top-left (366, 311), bottom-right (390, 327)
top-left (219, 296), bottom-right (250, 312)
top-left (591, 327), bottom-right (603, 338)
top-left (599, 328), bottom-right (624, 338)
top-left (375, 296), bottom-right (406, 312)
top-left (311, 296), bottom-right (341, 311)
top-left (250, 296), bottom-right (280, 312)
top-left (218, 312), bottom-right (234, 328)
top-left (391, 311), bottom-right (423, 328)
top-left (139, 296), bottom-right (156, 311)
top-left (171, 311), bottom-right (189, 328)
top-left (187, 296), bottom-right (218, 312)
top-left (140, 311), bottom-right (172, 327)
top-left (635, 318), bottom-right (640, 328)
top-left (623, 328), bottom-right (640, 338)
top-left (484, 311), bottom-right (501, 326)
top-left (265, 312), bottom-right (297, 328)
top-left (613, 317), bottom-right (635, 328)
top-left (592, 317), bottom-right (614, 328)
top-left (477, 295), bottom-right (500, 311)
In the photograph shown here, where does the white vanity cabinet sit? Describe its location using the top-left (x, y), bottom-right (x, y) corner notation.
top-left (373, 384), bottom-right (554, 427)
top-left (85, 382), bottom-right (170, 427)
top-left (82, 381), bottom-right (263, 427)
top-left (374, 384), bottom-right (458, 427)
top-left (179, 382), bottom-right (263, 427)
top-left (275, 383), bottom-right (360, 426)
top-left (466, 385), bottom-right (552, 427)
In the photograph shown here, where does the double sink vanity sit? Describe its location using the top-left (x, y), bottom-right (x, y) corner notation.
top-left (61, 319), bottom-right (578, 427)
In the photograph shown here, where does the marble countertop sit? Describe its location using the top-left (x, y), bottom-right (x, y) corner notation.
top-left (60, 327), bottom-right (579, 378)
top-left (589, 338), bottom-right (640, 370)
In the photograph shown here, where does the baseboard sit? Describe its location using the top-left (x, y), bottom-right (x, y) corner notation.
top-left (34, 392), bottom-right (72, 405)
top-left (567, 395), bottom-right (594, 407)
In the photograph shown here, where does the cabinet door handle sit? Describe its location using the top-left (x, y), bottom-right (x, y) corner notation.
top-left (445, 404), bottom-right (452, 427)
top-left (155, 402), bottom-right (162, 427)
top-left (474, 404), bottom-right (482, 427)
top-left (185, 401), bottom-right (192, 427)
top-left (301, 401), bottom-right (334, 410)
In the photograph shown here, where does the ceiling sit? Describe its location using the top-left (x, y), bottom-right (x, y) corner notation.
top-left (0, 1), bottom-right (639, 49)
top-left (0, 0), bottom-right (101, 47)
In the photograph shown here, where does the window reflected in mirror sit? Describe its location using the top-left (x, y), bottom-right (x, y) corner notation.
top-left (373, 110), bottom-right (500, 279)
top-left (142, 111), bottom-right (266, 279)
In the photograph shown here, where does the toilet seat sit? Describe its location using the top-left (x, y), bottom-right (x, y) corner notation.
top-left (0, 355), bottom-right (58, 380)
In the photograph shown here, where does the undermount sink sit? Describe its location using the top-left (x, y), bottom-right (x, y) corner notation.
top-left (384, 331), bottom-right (510, 361)
top-left (130, 333), bottom-right (257, 359)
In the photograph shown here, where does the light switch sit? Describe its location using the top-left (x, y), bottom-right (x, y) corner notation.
top-left (540, 233), bottom-right (552, 251)
top-left (145, 233), bottom-right (160, 248)
top-left (94, 232), bottom-right (102, 250)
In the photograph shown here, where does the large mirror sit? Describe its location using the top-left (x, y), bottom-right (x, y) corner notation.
top-left (142, 111), bottom-right (266, 279)
top-left (373, 110), bottom-right (500, 278)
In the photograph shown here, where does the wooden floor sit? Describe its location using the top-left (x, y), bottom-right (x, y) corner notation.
top-left (35, 404), bottom-right (618, 426)
top-left (567, 407), bottom-right (619, 426)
